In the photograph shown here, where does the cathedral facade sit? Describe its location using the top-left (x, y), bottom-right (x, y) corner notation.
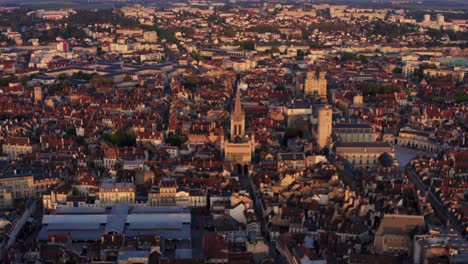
top-left (222, 88), bottom-right (256, 175)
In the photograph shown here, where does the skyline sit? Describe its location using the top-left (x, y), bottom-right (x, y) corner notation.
top-left (0, 1), bottom-right (466, 263)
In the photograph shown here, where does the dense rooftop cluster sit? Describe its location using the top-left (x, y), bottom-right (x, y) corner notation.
top-left (0, 1), bottom-right (466, 264)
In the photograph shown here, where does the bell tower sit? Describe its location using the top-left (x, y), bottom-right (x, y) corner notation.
top-left (230, 88), bottom-right (245, 139)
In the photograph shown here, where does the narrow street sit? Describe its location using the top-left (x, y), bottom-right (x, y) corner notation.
top-left (238, 171), bottom-right (286, 262)
top-left (405, 167), bottom-right (462, 233)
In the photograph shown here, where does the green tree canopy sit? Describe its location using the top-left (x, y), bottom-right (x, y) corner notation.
top-left (103, 129), bottom-right (136, 147)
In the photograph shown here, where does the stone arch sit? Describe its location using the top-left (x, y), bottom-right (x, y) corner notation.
top-left (235, 163), bottom-right (249, 176)
top-left (235, 163), bottom-right (242, 175)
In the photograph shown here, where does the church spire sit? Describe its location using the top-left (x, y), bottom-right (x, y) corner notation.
top-left (233, 87), bottom-right (244, 120)
top-left (231, 87), bottom-right (245, 139)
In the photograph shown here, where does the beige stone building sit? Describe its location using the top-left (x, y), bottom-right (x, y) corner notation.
top-left (98, 182), bottom-right (135, 204)
top-left (278, 153), bottom-right (306, 172)
top-left (333, 123), bottom-right (376, 142)
top-left (281, 8), bottom-right (317, 18)
top-left (335, 142), bottom-right (394, 168)
top-left (375, 214), bottom-right (425, 255)
top-left (34, 86), bottom-right (42, 101)
top-left (2, 137), bottom-right (35, 158)
top-left (0, 187), bottom-right (13, 208)
top-left (148, 179), bottom-right (207, 207)
top-left (397, 128), bottom-right (442, 153)
top-left (0, 174), bottom-right (59, 199)
top-left (143, 31), bottom-right (158, 43)
top-left (148, 179), bottom-right (177, 206)
top-left (223, 89), bottom-right (256, 174)
top-left (304, 70), bottom-right (327, 98)
top-left (116, 28), bottom-right (143, 37)
top-left (317, 105), bottom-right (332, 151)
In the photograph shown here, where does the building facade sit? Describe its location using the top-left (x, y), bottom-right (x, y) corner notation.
top-left (0, 174), bottom-right (59, 199)
top-left (304, 70), bottom-right (327, 98)
top-left (2, 137), bottom-right (34, 158)
top-left (99, 183), bottom-right (136, 204)
top-left (0, 187), bottom-right (13, 208)
top-left (223, 88), bottom-right (255, 172)
top-left (375, 214), bottom-right (425, 255)
top-left (333, 123), bottom-right (376, 143)
top-left (335, 142), bottom-right (394, 168)
top-left (317, 105), bottom-right (332, 151)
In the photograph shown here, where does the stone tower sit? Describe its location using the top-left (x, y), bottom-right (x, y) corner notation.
top-left (231, 89), bottom-right (245, 139)
top-left (317, 105), bottom-right (332, 150)
top-left (34, 86), bottom-right (42, 102)
top-left (304, 70), bottom-right (327, 98)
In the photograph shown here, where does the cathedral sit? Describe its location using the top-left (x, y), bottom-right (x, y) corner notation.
top-left (303, 69), bottom-right (327, 98)
top-left (222, 88), bottom-right (256, 175)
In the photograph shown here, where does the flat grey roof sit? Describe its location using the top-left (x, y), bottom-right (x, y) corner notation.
top-left (125, 224), bottom-right (191, 240)
top-left (47, 222), bottom-right (101, 230)
top-left (37, 228), bottom-right (103, 241)
top-left (105, 203), bottom-right (129, 234)
top-left (39, 204), bottom-right (191, 241)
top-left (54, 207), bottom-right (107, 215)
top-left (127, 213), bottom-right (191, 224)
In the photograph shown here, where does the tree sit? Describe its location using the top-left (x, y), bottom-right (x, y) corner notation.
top-left (430, 95), bottom-right (443, 103)
top-left (103, 129), bottom-right (136, 147)
top-left (283, 128), bottom-right (303, 146)
top-left (199, 173), bottom-right (210, 178)
top-left (180, 26), bottom-right (195, 38)
top-left (67, 9), bottom-right (140, 28)
top-left (275, 84), bottom-right (285, 91)
top-left (90, 75), bottom-right (103, 87)
top-left (66, 126), bottom-right (76, 136)
top-left (165, 134), bottom-right (186, 147)
top-left (50, 82), bottom-right (64, 91)
top-left (58, 73), bottom-right (68, 80)
top-left (392, 67), bottom-right (403, 74)
top-left (359, 82), bottom-right (397, 96)
top-left (0, 75), bottom-right (18, 86)
top-left (90, 75), bottom-right (113, 87)
top-left (341, 52), bottom-right (356, 62)
top-left (222, 26), bottom-right (236, 37)
top-left (123, 75), bottom-right (133, 82)
top-left (297, 50), bottom-right (308, 60)
top-left (191, 52), bottom-right (201, 62)
top-left (72, 71), bottom-right (93, 81)
top-left (20, 75), bottom-right (28, 86)
top-left (310, 21), bottom-right (355, 33)
top-left (237, 40), bottom-right (255, 51)
top-left (359, 55), bottom-right (369, 64)
top-left (454, 93), bottom-right (468, 103)
top-left (184, 74), bottom-right (201, 88)
top-left (413, 63), bottom-right (437, 80)
top-left (370, 20), bottom-right (416, 39)
top-left (266, 46), bottom-right (280, 55)
top-left (247, 24), bottom-right (280, 34)
top-left (0, 34), bottom-right (15, 45)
